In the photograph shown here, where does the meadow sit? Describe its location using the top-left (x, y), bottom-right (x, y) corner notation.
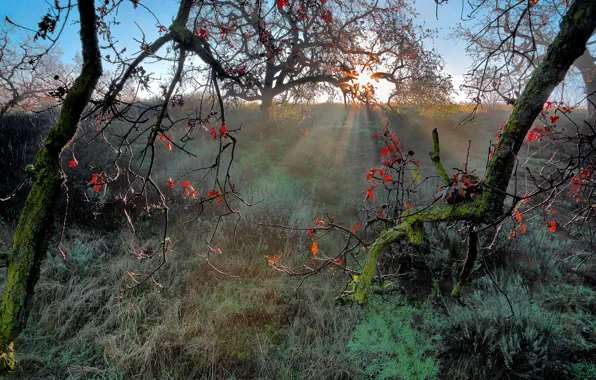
top-left (1, 103), bottom-right (595, 379)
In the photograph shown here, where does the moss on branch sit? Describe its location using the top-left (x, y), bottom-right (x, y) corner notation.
top-left (430, 128), bottom-right (450, 186)
top-left (0, 0), bottom-right (102, 374)
top-left (350, 0), bottom-right (596, 305)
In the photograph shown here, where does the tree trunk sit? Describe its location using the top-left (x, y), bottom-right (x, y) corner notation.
top-left (0, 0), bottom-right (102, 373)
top-left (259, 91), bottom-right (275, 134)
top-left (347, 0), bottom-right (596, 305)
top-left (260, 92), bottom-right (274, 118)
top-left (573, 49), bottom-right (596, 124)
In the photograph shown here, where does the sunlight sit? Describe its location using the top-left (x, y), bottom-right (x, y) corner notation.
top-left (357, 71), bottom-right (372, 86)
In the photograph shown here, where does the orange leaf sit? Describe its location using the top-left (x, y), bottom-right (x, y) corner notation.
top-left (311, 242), bottom-right (318, 255)
top-left (521, 224), bottom-right (527, 234)
top-left (548, 221), bottom-right (556, 233)
top-left (515, 210), bottom-right (522, 222)
top-left (351, 223), bottom-right (361, 234)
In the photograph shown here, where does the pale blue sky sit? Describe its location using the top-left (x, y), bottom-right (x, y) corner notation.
top-left (0, 0), bottom-right (473, 100)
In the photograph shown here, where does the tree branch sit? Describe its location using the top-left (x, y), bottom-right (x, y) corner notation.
top-left (349, 0), bottom-right (596, 305)
top-left (430, 128), bottom-right (450, 186)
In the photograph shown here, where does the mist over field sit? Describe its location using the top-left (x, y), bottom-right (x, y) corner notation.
top-left (2, 0), bottom-right (596, 378)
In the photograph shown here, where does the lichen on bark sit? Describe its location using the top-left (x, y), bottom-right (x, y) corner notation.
top-left (349, 0), bottom-right (596, 306)
top-left (0, 0), bottom-right (102, 373)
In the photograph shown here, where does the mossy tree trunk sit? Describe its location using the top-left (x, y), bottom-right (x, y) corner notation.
top-left (0, 0), bottom-right (102, 373)
top-left (351, 0), bottom-right (596, 305)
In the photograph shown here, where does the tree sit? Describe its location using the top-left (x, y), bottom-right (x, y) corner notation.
top-left (1, 0), bottom-right (595, 374)
top-left (0, 0), bottom-right (238, 372)
top-left (457, 0), bottom-right (596, 122)
top-left (0, 22), bottom-right (73, 115)
top-left (0, 0), bottom-right (102, 371)
top-left (344, 0), bottom-right (596, 305)
top-left (191, 0), bottom-right (450, 116)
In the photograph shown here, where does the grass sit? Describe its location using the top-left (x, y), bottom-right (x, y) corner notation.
top-left (1, 103), bottom-right (595, 379)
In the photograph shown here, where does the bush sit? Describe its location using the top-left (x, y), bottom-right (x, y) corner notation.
top-left (347, 296), bottom-right (441, 380)
top-left (440, 275), bottom-right (593, 379)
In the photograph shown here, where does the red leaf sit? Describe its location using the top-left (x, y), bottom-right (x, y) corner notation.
top-left (365, 188), bottom-right (375, 200)
top-left (210, 127), bottom-right (217, 139)
top-left (220, 124), bottom-right (227, 137)
top-left (68, 160), bottom-right (77, 168)
top-left (181, 181), bottom-right (189, 187)
top-left (167, 178), bottom-right (175, 188)
top-left (515, 210), bottom-right (522, 222)
top-left (315, 220), bottom-right (325, 226)
top-left (521, 224), bottom-right (527, 234)
top-left (311, 259), bottom-right (316, 266)
top-left (157, 25), bottom-right (167, 33)
top-left (276, 0), bottom-right (289, 10)
top-left (166, 141), bottom-right (172, 150)
top-left (384, 175), bottom-right (392, 183)
top-left (307, 228), bottom-right (316, 237)
top-left (90, 173), bottom-right (100, 185)
top-left (208, 190), bottom-right (220, 198)
top-left (93, 184), bottom-right (102, 193)
top-left (380, 147), bottom-right (390, 157)
top-left (548, 221), bottom-right (556, 233)
top-left (550, 115), bottom-right (560, 124)
top-left (351, 223), bottom-right (361, 233)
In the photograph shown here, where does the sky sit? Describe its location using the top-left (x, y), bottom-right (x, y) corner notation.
top-left (0, 0), bottom-right (474, 102)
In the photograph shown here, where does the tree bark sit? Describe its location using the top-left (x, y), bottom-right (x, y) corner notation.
top-left (348, 0), bottom-right (596, 305)
top-left (260, 90), bottom-right (275, 118)
top-left (0, 0), bottom-right (102, 373)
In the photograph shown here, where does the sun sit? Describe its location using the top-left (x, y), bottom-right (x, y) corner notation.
top-left (357, 71), bottom-right (372, 85)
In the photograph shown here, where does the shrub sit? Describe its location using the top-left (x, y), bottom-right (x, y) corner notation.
top-left (347, 296), bottom-right (441, 380)
top-left (440, 275), bottom-right (592, 379)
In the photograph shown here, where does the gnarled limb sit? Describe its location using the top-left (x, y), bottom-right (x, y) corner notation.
top-left (0, 0), bottom-right (102, 373)
top-left (451, 225), bottom-right (479, 298)
top-left (430, 128), bottom-right (450, 186)
top-left (349, 0), bottom-right (596, 305)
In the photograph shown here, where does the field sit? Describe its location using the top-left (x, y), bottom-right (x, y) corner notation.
top-left (1, 104), bottom-right (595, 379)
